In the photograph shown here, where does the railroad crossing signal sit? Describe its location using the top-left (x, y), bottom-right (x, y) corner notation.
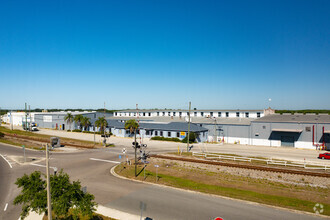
top-left (122, 148), bottom-right (127, 154)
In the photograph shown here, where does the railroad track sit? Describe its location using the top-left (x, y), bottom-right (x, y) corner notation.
top-left (152, 154), bottom-right (330, 178)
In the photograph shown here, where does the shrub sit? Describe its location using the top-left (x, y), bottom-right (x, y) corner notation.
top-left (150, 136), bottom-right (181, 142)
top-left (72, 129), bottom-right (82, 132)
top-left (181, 132), bottom-right (197, 143)
top-left (0, 131), bottom-right (4, 138)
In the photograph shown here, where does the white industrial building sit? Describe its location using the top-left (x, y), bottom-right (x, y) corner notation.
top-left (114, 108), bottom-right (274, 119)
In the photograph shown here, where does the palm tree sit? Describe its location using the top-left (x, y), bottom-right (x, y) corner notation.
top-left (124, 119), bottom-right (139, 135)
top-left (74, 115), bottom-right (83, 130)
top-left (64, 113), bottom-right (74, 131)
top-left (81, 116), bottom-right (91, 131)
top-left (95, 117), bottom-right (108, 133)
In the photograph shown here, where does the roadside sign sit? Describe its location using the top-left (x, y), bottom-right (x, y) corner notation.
top-left (22, 145), bottom-right (25, 148)
top-left (180, 131), bottom-right (186, 138)
top-left (154, 165), bottom-right (159, 168)
top-left (214, 217), bottom-right (223, 220)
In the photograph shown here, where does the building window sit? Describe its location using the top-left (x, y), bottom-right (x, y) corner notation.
top-left (218, 112), bottom-right (221, 117)
top-left (226, 112), bottom-right (229, 117)
top-left (210, 112), bottom-right (213, 117)
top-left (134, 113), bottom-right (136, 116)
top-left (245, 112), bottom-right (249, 118)
top-left (179, 112), bottom-right (182, 116)
top-left (168, 112), bottom-right (171, 116)
top-left (160, 131), bottom-right (163, 136)
top-left (177, 132), bottom-right (180, 137)
top-left (306, 127), bottom-right (311, 132)
top-left (236, 112), bottom-right (240, 117)
top-left (194, 112), bottom-right (197, 117)
top-left (262, 126), bottom-right (266, 129)
top-left (162, 112), bottom-right (165, 116)
top-left (257, 112), bottom-right (261, 118)
top-left (173, 112), bottom-right (176, 116)
top-left (155, 131), bottom-right (158, 136)
top-left (201, 112), bottom-right (204, 116)
top-left (148, 112), bottom-right (151, 116)
top-left (115, 112), bottom-right (117, 116)
top-left (168, 131), bottom-right (171, 137)
top-left (157, 112), bottom-right (160, 116)
top-left (187, 112), bottom-right (189, 116)
top-left (143, 112), bottom-right (146, 116)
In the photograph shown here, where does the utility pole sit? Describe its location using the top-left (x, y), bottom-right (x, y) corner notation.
top-left (46, 144), bottom-right (52, 220)
top-left (103, 102), bottom-right (106, 146)
top-left (25, 103), bottom-right (27, 131)
top-left (10, 110), bottom-right (13, 130)
top-left (187, 102), bottom-right (191, 152)
top-left (214, 117), bottom-right (217, 143)
top-left (29, 105), bottom-right (31, 131)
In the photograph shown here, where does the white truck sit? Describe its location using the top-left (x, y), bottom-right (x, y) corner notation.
top-left (22, 122), bottom-right (38, 131)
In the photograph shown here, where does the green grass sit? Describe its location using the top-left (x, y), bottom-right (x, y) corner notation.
top-left (0, 138), bottom-right (45, 150)
top-left (0, 127), bottom-right (100, 146)
top-left (116, 164), bottom-right (330, 216)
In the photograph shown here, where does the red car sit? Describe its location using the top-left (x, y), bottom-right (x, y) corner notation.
top-left (318, 152), bottom-right (330, 159)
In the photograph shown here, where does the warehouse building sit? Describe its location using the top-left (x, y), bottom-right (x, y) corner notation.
top-left (114, 108), bottom-right (275, 119)
top-left (33, 111), bottom-right (112, 130)
top-left (111, 113), bottom-right (330, 150)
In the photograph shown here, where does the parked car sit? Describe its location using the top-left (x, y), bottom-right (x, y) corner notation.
top-left (318, 152), bottom-right (330, 160)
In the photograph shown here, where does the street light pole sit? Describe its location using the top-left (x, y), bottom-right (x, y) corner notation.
top-left (46, 144), bottom-right (52, 220)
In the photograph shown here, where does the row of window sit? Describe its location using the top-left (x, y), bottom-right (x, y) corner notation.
top-left (116, 112), bottom-right (261, 118)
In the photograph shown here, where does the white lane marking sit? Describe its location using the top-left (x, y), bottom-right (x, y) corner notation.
top-left (90, 158), bottom-right (120, 164)
top-left (4, 203), bottom-right (8, 211)
top-left (0, 154), bottom-right (12, 168)
top-left (31, 163), bottom-right (56, 170)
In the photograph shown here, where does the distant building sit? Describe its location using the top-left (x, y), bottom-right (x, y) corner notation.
top-left (113, 109), bottom-right (269, 119)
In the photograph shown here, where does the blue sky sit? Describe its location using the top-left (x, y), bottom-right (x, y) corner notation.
top-left (0, 0), bottom-right (329, 110)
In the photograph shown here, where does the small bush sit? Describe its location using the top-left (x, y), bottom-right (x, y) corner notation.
top-left (181, 132), bottom-right (197, 143)
top-left (150, 136), bottom-right (181, 142)
top-left (0, 131), bottom-right (4, 138)
top-left (72, 129), bottom-right (82, 132)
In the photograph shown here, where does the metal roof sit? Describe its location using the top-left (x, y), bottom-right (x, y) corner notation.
top-left (105, 119), bottom-right (208, 132)
top-left (253, 114), bottom-right (330, 124)
top-left (271, 128), bottom-right (303, 133)
top-left (106, 116), bottom-right (253, 125)
top-left (116, 109), bottom-right (264, 113)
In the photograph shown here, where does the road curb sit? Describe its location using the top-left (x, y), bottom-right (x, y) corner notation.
top-left (110, 164), bottom-right (329, 219)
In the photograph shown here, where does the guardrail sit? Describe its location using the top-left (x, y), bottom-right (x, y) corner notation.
top-left (192, 152), bottom-right (329, 171)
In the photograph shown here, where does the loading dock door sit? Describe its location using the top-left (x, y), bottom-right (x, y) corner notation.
top-left (281, 136), bottom-right (294, 147)
top-left (325, 134), bottom-right (330, 151)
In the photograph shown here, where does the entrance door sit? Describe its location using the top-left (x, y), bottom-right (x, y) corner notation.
top-left (62, 124), bottom-right (65, 130)
top-left (281, 135), bottom-right (294, 147)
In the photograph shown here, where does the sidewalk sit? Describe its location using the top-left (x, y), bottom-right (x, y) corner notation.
top-left (23, 205), bottom-right (140, 220)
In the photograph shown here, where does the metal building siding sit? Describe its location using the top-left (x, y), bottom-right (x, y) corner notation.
top-left (252, 122), bottom-right (330, 142)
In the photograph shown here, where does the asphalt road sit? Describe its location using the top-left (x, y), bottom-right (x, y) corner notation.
top-left (0, 143), bottom-right (325, 220)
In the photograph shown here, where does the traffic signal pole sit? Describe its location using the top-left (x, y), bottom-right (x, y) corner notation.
top-left (187, 102), bottom-right (191, 152)
top-left (134, 129), bottom-right (137, 177)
